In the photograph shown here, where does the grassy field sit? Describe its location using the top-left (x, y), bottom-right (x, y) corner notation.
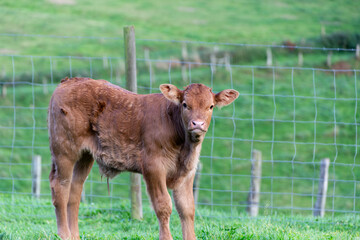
top-left (0, 194), bottom-right (359, 240)
top-left (0, 0), bottom-right (359, 57)
top-left (0, 0), bottom-right (360, 238)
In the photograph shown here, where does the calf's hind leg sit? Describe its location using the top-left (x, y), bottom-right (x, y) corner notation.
top-left (49, 156), bottom-right (76, 240)
top-left (67, 151), bottom-right (94, 239)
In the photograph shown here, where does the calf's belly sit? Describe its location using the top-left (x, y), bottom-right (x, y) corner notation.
top-left (92, 143), bottom-right (143, 178)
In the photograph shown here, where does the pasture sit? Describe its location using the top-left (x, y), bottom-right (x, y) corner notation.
top-left (0, 0), bottom-right (360, 239)
top-left (0, 195), bottom-right (359, 239)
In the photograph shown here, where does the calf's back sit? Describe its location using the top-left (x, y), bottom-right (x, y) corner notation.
top-left (48, 77), bottom-right (182, 179)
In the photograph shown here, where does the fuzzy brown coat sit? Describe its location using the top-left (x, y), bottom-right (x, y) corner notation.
top-left (48, 77), bottom-right (239, 240)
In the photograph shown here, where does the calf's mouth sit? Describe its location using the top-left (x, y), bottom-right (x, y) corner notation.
top-left (188, 128), bottom-right (207, 142)
top-left (189, 128), bottom-right (207, 134)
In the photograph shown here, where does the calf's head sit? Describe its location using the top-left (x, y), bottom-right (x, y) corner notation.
top-left (160, 83), bottom-right (239, 142)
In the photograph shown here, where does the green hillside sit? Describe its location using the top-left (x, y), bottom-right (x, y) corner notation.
top-left (0, 0), bottom-right (359, 57)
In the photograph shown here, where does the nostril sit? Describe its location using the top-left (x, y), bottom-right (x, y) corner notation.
top-left (191, 121), bottom-right (205, 128)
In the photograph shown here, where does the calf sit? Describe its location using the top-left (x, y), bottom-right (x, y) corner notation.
top-left (48, 77), bottom-right (239, 240)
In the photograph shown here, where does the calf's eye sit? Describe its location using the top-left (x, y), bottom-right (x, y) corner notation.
top-left (210, 105), bottom-right (214, 110)
top-left (183, 103), bottom-right (187, 108)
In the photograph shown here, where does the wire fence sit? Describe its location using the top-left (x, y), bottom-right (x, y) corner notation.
top-left (0, 33), bottom-right (359, 224)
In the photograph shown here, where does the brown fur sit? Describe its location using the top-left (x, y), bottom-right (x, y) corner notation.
top-left (48, 77), bottom-right (239, 240)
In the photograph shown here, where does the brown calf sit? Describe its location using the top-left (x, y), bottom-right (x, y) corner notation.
top-left (48, 77), bottom-right (239, 239)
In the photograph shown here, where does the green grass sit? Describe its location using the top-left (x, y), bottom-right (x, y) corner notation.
top-left (0, 0), bottom-right (360, 237)
top-left (0, 0), bottom-right (359, 57)
top-left (0, 194), bottom-right (359, 240)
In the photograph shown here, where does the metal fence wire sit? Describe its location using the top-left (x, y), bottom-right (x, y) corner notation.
top-left (0, 34), bottom-right (359, 223)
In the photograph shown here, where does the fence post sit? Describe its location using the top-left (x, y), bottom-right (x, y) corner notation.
top-left (144, 47), bottom-right (150, 67)
top-left (42, 77), bottom-right (48, 95)
top-left (103, 56), bottom-right (109, 69)
top-left (210, 51), bottom-right (217, 73)
top-left (32, 155), bottom-right (41, 198)
top-left (1, 84), bottom-right (6, 98)
top-left (181, 43), bottom-right (188, 82)
top-left (193, 162), bottom-right (202, 205)
top-left (182, 43), bottom-right (188, 61)
top-left (124, 26), bottom-right (137, 93)
top-left (115, 60), bottom-right (123, 85)
top-left (225, 52), bottom-right (231, 72)
top-left (321, 25), bottom-right (326, 36)
top-left (247, 150), bottom-right (262, 217)
top-left (298, 51), bottom-right (303, 66)
top-left (326, 51), bottom-right (332, 68)
top-left (144, 47), bottom-right (155, 87)
top-left (266, 48), bottom-right (272, 66)
top-left (356, 44), bottom-right (360, 60)
top-left (314, 158), bottom-right (330, 217)
top-left (124, 25), bottom-right (143, 220)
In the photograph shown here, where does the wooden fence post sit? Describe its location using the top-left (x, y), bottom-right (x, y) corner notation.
top-left (144, 47), bottom-right (150, 67)
top-left (321, 25), bottom-right (326, 36)
top-left (225, 52), bottom-right (231, 72)
top-left (32, 155), bottom-right (41, 198)
top-left (115, 60), bottom-right (123, 85)
top-left (193, 162), bottom-right (202, 205)
top-left (356, 44), bottom-right (360, 60)
top-left (144, 47), bottom-right (155, 86)
top-left (103, 56), bottom-right (109, 69)
top-left (42, 77), bottom-right (48, 95)
top-left (314, 158), bottom-right (330, 217)
top-left (247, 150), bottom-right (262, 217)
top-left (266, 48), bottom-right (272, 66)
top-left (327, 51), bottom-right (332, 68)
top-left (1, 84), bottom-right (7, 98)
top-left (124, 25), bottom-right (143, 220)
top-left (210, 54), bottom-right (216, 73)
top-left (298, 51), bottom-right (303, 66)
top-left (182, 43), bottom-right (188, 61)
top-left (181, 43), bottom-right (188, 82)
top-left (210, 46), bottom-right (218, 73)
top-left (124, 26), bottom-right (137, 93)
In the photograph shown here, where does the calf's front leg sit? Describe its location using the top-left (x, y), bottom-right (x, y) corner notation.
top-left (173, 172), bottom-right (196, 240)
top-left (143, 166), bottom-right (173, 240)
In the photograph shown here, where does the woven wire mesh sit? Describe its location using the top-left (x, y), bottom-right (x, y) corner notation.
top-left (0, 36), bottom-right (359, 223)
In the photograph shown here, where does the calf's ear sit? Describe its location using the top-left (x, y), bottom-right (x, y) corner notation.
top-left (160, 84), bottom-right (182, 104)
top-left (215, 89), bottom-right (239, 108)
